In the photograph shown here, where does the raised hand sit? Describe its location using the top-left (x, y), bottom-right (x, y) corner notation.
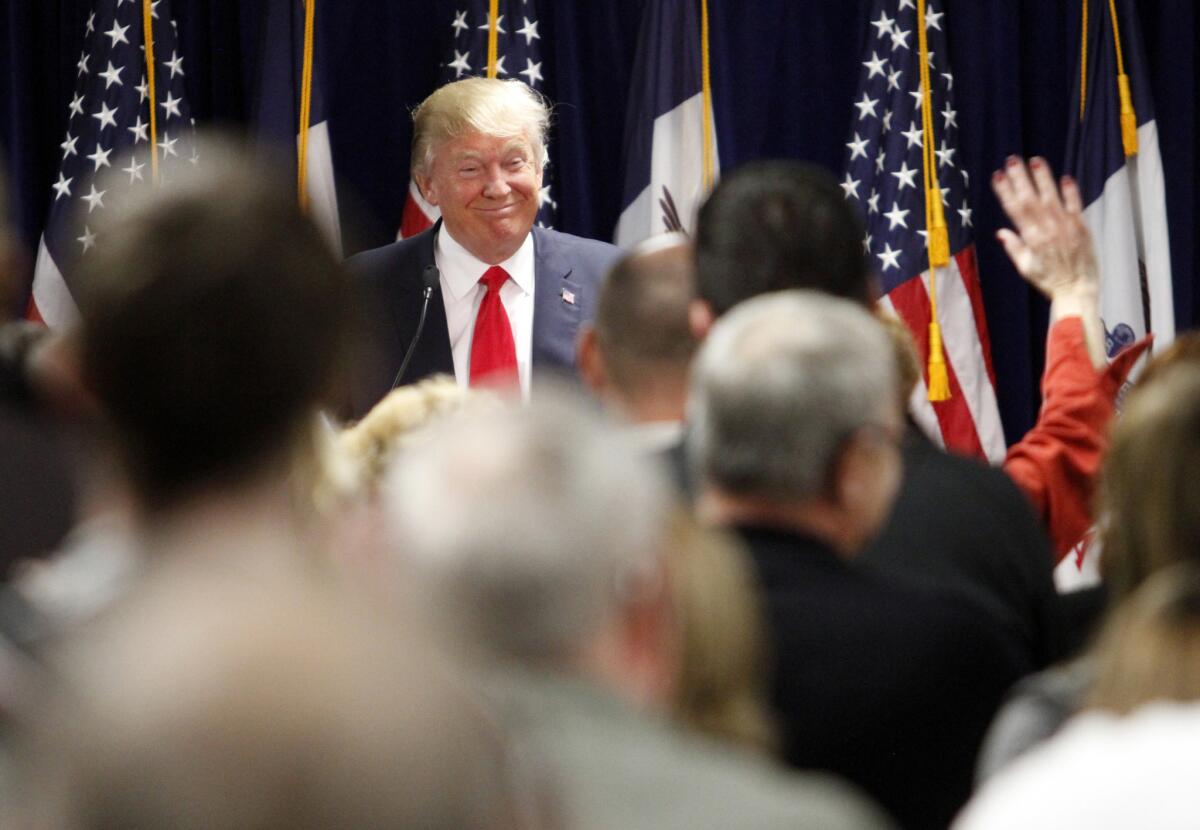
top-left (991, 156), bottom-right (1098, 300)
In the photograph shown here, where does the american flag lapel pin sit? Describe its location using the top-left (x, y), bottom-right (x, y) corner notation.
top-left (561, 288), bottom-right (576, 306)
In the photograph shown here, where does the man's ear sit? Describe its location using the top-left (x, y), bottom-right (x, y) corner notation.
top-left (413, 170), bottom-right (438, 207)
top-left (688, 299), bottom-right (716, 342)
top-left (829, 434), bottom-right (868, 514)
top-left (576, 325), bottom-right (607, 398)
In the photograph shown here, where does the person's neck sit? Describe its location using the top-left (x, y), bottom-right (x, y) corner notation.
top-left (698, 489), bottom-right (858, 558)
top-left (135, 445), bottom-right (322, 564)
top-left (612, 380), bottom-right (688, 426)
top-left (571, 624), bottom-right (674, 714)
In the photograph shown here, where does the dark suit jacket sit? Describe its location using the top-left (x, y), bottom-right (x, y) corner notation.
top-left (859, 423), bottom-right (1067, 670)
top-left (346, 222), bottom-right (620, 416)
top-left (736, 524), bottom-right (1027, 830)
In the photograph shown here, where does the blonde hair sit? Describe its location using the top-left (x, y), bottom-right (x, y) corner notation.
top-left (1098, 365), bottom-right (1200, 601)
top-left (336, 377), bottom-right (497, 499)
top-left (411, 77), bottom-right (550, 177)
top-left (876, 310), bottom-right (921, 406)
top-left (1086, 564), bottom-right (1200, 715)
top-left (668, 513), bottom-right (778, 754)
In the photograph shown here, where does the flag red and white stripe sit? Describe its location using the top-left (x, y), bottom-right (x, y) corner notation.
top-left (879, 246), bottom-right (1004, 460)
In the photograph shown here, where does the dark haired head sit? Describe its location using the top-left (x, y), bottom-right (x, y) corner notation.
top-left (76, 146), bottom-right (351, 509)
top-left (694, 160), bottom-right (872, 316)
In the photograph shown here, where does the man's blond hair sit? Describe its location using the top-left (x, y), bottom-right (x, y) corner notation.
top-left (410, 77), bottom-right (550, 177)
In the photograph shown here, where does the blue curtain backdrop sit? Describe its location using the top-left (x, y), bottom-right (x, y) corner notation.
top-left (2, 0), bottom-right (1196, 443)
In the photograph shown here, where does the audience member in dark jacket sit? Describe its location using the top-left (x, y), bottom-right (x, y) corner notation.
top-left (690, 291), bottom-right (1025, 829)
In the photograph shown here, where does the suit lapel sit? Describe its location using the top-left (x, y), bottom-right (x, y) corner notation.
top-left (531, 227), bottom-right (583, 371)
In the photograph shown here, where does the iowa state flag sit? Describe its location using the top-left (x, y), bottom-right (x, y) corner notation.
top-left (1066, 0), bottom-right (1174, 362)
top-left (615, 0), bottom-right (719, 247)
top-left (254, 0), bottom-right (342, 258)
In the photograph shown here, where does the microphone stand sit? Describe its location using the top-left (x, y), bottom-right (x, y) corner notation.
top-left (390, 264), bottom-right (440, 391)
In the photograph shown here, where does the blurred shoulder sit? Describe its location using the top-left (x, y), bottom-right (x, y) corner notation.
top-left (345, 230), bottom-right (433, 289)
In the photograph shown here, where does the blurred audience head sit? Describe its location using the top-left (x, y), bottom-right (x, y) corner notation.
top-left (578, 234), bottom-right (697, 423)
top-left (13, 564), bottom-right (525, 830)
top-left (1087, 564), bottom-right (1200, 716)
top-left (667, 513), bottom-right (777, 753)
top-left (1099, 364), bottom-right (1200, 601)
top-left (73, 141), bottom-right (352, 512)
top-left (693, 160), bottom-right (873, 325)
top-left (335, 375), bottom-right (498, 501)
top-left (384, 392), bottom-right (677, 705)
top-left (689, 290), bottom-right (901, 554)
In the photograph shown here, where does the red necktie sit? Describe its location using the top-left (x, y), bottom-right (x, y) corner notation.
top-left (469, 265), bottom-right (519, 388)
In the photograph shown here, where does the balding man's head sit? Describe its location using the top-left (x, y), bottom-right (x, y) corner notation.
top-left (579, 235), bottom-right (697, 421)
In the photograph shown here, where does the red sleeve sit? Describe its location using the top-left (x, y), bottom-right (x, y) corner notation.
top-left (1002, 317), bottom-right (1151, 562)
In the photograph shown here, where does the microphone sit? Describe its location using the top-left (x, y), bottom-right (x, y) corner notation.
top-left (390, 264), bottom-right (440, 391)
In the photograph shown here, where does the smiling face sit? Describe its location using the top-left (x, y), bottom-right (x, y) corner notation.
top-left (416, 130), bottom-right (543, 265)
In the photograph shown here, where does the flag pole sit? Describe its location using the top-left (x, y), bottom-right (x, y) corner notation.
top-left (141, 0), bottom-right (160, 184)
top-left (486, 0), bottom-right (500, 78)
top-left (1079, 0), bottom-right (1089, 122)
top-left (700, 0), bottom-right (714, 191)
top-left (297, 0), bottom-right (317, 212)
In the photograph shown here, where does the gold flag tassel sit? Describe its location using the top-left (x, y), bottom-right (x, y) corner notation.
top-left (917, 0), bottom-right (950, 401)
top-left (1107, 0), bottom-right (1138, 156)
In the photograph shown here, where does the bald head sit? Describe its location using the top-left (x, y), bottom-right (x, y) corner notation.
top-left (580, 236), bottom-right (698, 420)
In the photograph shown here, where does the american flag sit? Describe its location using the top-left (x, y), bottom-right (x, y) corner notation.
top-left (30, 0), bottom-right (195, 329)
top-left (398, 0), bottom-right (557, 239)
top-left (842, 0), bottom-right (1005, 462)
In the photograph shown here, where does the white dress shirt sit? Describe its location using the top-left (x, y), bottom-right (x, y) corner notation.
top-left (955, 703), bottom-right (1200, 830)
top-left (434, 226), bottom-right (536, 398)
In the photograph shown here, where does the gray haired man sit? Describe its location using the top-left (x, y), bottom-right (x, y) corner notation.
top-left (690, 290), bottom-right (1026, 830)
top-left (384, 394), bottom-right (890, 830)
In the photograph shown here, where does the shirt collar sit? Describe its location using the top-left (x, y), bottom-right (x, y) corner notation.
top-left (435, 225), bottom-right (536, 302)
